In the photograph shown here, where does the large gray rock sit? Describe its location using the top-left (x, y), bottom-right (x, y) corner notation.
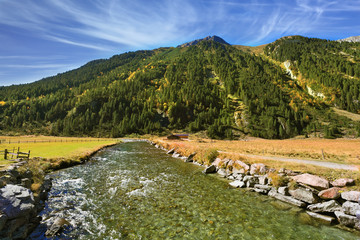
top-left (268, 189), bottom-right (306, 208)
top-left (307, 200), bottom-right (342, 213)
top-left (289, 188), bottom-right (319, 204)
top-left (335, 211), bottom-right (360, 229)
top-left (258, 175), bottom-right (268, 185)
top-left (203, 165), bottom-right (216, 174)
top-left (292, 173), bottom-right (329, 190)
top-left (278, 186), bottom-right (289, 196)
top-left (306, 211), bottom-right (335, 225)
top-left (250, 163), bottom-right (266, 175)
top-left (254, 184), bottom-right (271, 191)
top-left (212, 158), bottom-right (222, 168)
top-left (229, 181), bottom-right (245, 188)
top-left (217, 168), bottom-right (227, 178)
top-left (243, 176), bottom-right (258, 188)
top-left (233, 160), bottom-right (249, 173)
top-left (341, 191), bottom-right (360, 202)
top-left (0, 184), bottom-right (35, 219)
top-left (331, 178), bottom-right (355, 187)
top-left (342, 201), bottom-right (360, 216)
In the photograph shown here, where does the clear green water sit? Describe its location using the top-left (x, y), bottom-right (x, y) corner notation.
top-left (29, 141), bottom-right (360, 239)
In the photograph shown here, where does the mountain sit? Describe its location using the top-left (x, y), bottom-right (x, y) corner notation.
top-left (177, 35), bottom-right (230, 47)
top-left (338, 36), bottom-right (360, 43)
top-left (0, 36), bottom-right (359, 139)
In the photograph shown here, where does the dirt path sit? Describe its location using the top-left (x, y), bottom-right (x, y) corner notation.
top-left (219, 151), bottom-right (359, 171)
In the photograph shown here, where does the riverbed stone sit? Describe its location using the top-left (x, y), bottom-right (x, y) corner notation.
top-left (203, 165), bottom-right (216, 174)
top-left (289, 188), bottom-right (319, 204)
top-left (278, 186), bottom-right (289, 196)
top-left (307, 200), bottom-right (342, 213)
top-left (268, 189), bottom-right (307, 208)
top-left (229, 181), bottom-right (245, 188)
top-left (45, 218), bottom-right (70, 237)
top-left (342, 201), bottom-right (360, 216)
top-left (292, 173), bottom-right (329, 190)
top-left (335, 211), bottom-right (360, 229)
top-left (318, 187), bottom-right (341, 200)
top-left (341, 191), bottom-right (360, 202)
top-left (306, 211), bottom-right (335, 225)
top-left (331, 178), bottom-right (355, 187)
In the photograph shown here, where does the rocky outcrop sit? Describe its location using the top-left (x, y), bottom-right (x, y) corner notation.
top-left (292, 173), bottom-right (329, 190)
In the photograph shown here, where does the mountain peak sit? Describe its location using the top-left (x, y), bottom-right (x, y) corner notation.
top-left (178, 35), bottom-right (230, 48)
top-left (337, 36), bottom-right (360, 43)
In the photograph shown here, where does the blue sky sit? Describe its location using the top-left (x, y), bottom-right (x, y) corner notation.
top-left (0, 0), bottom-right (359, 86)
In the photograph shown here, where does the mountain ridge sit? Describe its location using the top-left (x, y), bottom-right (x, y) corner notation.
top-left (177, 35), bottom-right (230, 47)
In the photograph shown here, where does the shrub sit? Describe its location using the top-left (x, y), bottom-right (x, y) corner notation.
top-left (268, 172), bottom-right (289, 187)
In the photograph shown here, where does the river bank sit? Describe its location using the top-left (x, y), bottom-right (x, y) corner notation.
top-left (0, 142), bottom-right (118, 239)
top-left (150, 139), bottom-right (360, 233)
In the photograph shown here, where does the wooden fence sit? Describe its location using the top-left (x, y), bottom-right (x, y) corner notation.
top-left (0, 147), bottom-right (30, 160)
top-left (0, 138), bottom-right (110, 144)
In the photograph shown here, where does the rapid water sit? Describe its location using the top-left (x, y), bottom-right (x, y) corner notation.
top-left (29, 141), bottom-right (360, 239)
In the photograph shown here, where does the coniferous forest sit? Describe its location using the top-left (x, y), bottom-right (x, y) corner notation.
top-left (0, 36), bottom-right (360, 139)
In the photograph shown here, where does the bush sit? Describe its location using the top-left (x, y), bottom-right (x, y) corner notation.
top-left (268, 172), bottom-right (289, 187)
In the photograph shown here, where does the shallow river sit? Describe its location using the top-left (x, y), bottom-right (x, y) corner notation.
top-left (29, 141), bottom-right (360, 239)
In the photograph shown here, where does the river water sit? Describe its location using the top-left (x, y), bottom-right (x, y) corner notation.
top-left (29, 141), bottom-right (360, 239)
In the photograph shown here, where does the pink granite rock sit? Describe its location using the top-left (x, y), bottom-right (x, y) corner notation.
top-left (318, 187), bottom-right (341, 200)
top-left (331, 178), bottom-right (355, 187)
top-left (292, 173), bottom-right (329, 190)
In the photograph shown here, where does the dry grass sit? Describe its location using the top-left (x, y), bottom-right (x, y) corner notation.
top-left (153, 136), bottom-right (360, 184)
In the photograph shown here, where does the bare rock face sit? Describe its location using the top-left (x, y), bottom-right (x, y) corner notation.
top-left (307, 200), bottom-right (342, 213)
top-left (331, 178), bottom-right (355, 187)
top-left (292, 173), bottom-right (329, 190)
top-left (318, 187), bottom-right (341, 200)
top-left (289, 188), bottom-right (319, 204)
top-left (341, 191), bottom-right (360, 202)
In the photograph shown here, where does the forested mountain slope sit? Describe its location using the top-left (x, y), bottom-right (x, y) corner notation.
top-left (0, 36), bottom-right (359, 139)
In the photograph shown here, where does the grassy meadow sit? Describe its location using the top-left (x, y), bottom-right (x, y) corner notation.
top-left (0, 136), bottom-right (118, 169)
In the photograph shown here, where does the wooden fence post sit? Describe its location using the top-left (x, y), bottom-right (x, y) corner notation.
top-left (4, 149), bottom-right (8, 160)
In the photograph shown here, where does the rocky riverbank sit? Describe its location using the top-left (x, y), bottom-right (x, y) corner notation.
top-left (0, 142), bottom-right (118, 239)
top-left (150, 140), bottom-right (360, 232)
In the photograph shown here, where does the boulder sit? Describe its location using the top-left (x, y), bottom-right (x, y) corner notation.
top-left (0, 184), bottom-right (35, 219)
top-left (341, 191), bottom-right (360, 202)
top-left (250, 163), bottom-right (266, 175)
top-left (233, 160), bottom-right (250, 173)
top-left (331, 178), bottom-right (355, 187)
top-left (203, 165), bottom-right (216, 174)
top-left (342, 201), bottom-right (360, 216)
top-left (318, 187), bottom-right (341, 200)
top-left (45, 218), bottom-right (70, 237)
top-left (291, 173), bottom-right (329, 190)
top-left (212, 158), bottom-right (222, 168)
top-left (307, 200), bottom-right (342, 213)
top-left (306, 211), bottom-right (335, 225)
top-left (217, 169), bottom-right (227, 178)
top-left (185, 152), bottom-right (196, 162)
top-left (268, 189), bottom-right (307, 208)
top-left (278, 186), bottom-right (289, 196)
top-left (243, 176), bottom-right (258, 188)
top-left (167, 148), bottom-right (175, 154)
top-left (289, 188), bottom-right (319, 204)
top-left (258, 175), bottom-right (268, 185)
top-left (335, 211), bottom-right (360, 229)
top-left (229, 181), bottom-right (246, 188)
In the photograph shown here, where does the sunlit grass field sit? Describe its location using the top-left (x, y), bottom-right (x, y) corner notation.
top-left (0, 136), bottom-right (118, 168)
